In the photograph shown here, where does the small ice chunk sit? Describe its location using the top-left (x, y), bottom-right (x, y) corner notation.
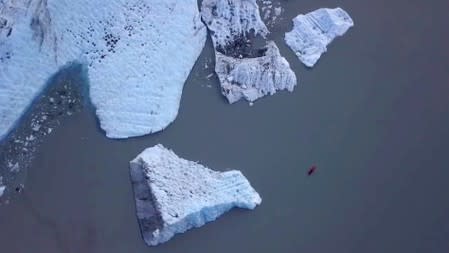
top-left (26, 135), bottom-right (35, 141)
top-left (9, 162), bottom-right (20, 172)
top-left (31, 122), bottom-right (41, 131)
top-left (260, 0), bottom-right (283, 27)
top-left (130, 144), bottom-right (261, 246)
top-left (285, 7), bottom-right (354, 67)
top-left (274, 7), bottom-right (282, 17)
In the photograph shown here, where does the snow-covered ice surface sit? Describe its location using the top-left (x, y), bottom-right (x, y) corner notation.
top-left (130, 144), bottom-right (261, 246)
top-left (284, 7), bottom-right (354, 67)
top-left (0, 0), bottom-right (206, 140)
top-left (201, 0), bottom-right (297, 104)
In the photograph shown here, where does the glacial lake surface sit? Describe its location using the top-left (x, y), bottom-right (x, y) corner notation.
top-left (1, 0), bottom-right (449, 252)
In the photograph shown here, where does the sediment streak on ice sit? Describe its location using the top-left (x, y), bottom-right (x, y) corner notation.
top-left (284, 7), bottom-right (354, 67)
top-left (130, 144), bottom-right (261, 246)
top-left (0, 0), bottom-right (206, 140)
top-left (201, 0), bottom-right (297, 104)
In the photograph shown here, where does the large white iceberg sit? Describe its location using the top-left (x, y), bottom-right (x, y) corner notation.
top-left (130, 144), bottom-right (261, 246)
top-left (0, 0), bottom-right (206, 140)
top-left (201, 0), bottom-right (297, 104)
top-left (284, 7), bottom-right (354, 67)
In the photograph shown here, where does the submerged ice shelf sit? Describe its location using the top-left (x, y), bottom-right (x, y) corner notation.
top-left (0, 178), bottom-right (5, 197)
top-left (201, 0), bottom-right (297, 104)
top-left (0, 0), bottom-right (206, 140)
top-left (130, 144), bottom-right (261, 246)
top-left (285, 7), bottom-right (354, 67)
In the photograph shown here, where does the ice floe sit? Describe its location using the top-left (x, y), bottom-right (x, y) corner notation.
top-left (284, 7), bottom-right (354, 67)
top-left (130, 144), bottom-right (261, 246)
top-left (0, 0), bottom-right (206, 140)
top-left (201, 0), bottom-right (297, 104)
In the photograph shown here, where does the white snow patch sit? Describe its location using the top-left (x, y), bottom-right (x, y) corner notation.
top-left (130, 144), bottom-right (261, 246)
top-left (0, 0), bottom-right (206, 140)
top-left (285, 7), bottom-right (354, 67)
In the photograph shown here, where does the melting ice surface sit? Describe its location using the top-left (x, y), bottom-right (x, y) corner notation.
top-left (201, 0), bottom-right (297, 104)
top-left (130, 144), bottom-right (261, 246)
top-left (285, 7), bottom-right (354, 67)
top-left (0, 0), bottom-right (206, 140)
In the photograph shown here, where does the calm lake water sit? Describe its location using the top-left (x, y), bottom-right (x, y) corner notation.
top-left (1, 0), bottom-right (449, 252)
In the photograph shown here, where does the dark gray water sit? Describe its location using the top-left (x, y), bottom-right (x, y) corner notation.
top-left (1, 0), bottom-right (449, 252)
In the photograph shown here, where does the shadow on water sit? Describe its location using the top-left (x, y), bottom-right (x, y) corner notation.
top-left (0, 63), bottom-right (90, 202)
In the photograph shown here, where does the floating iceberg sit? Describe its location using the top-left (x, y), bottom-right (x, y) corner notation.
top-left (130, 144), bottom-right (261, 246)
top-left (284, 7), bottom-right (354, 67)
top-left (201, 0), bottom-right (297, 104)
top-left (215, 41), bottom-right (297, 103)
top-left (0, 0), bottom-right (206, 140)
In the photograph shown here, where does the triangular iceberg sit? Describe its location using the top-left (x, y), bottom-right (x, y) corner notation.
top-left (130, 144), bottom-right (261, 246)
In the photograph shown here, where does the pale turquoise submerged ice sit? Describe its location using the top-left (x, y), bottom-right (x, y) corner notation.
top-left (0, 0), bottom-right (206, 140)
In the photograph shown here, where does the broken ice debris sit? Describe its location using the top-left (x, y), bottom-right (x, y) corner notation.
top-left (285, 7), bottom-right (354, 67)
top-left (261, 0), bottom-right (284, 27)
top-left (130, 144), bottom-right (261, 246)
top-left (0, 0), bottom-right (206, 140)
top-left (201, 0), bottom-right (297, 104)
